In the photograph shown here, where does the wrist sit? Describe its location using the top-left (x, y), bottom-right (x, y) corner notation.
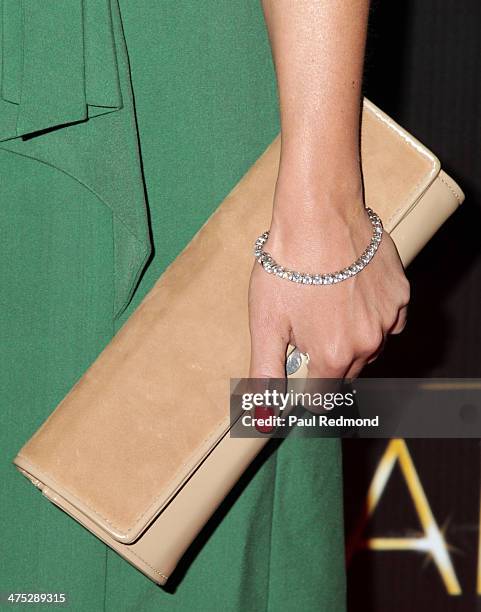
top-left (273, 156), bottom-right (364, 218)
top-left (267, 185), bottom-right (373, 271)
top-left (277, 131), bottom-right (363, 194)
top-left (271, 179), bottom-right (366, 235)
top-left (255, 207), bottom-right (383, 286)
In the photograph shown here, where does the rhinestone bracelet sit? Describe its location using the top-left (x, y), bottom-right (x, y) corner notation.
top-left (253, 207), bottom-right (383, 285)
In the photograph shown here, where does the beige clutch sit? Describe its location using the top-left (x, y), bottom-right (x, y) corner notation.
top-left (13, 99), bottom-right (464, 585)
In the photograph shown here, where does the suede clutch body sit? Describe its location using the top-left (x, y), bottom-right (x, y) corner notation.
top-left (13, 99), bottom-right (464, 585)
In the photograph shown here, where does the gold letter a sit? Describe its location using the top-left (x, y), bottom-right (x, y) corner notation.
top-left (346, 439), bottom-right (461, 595)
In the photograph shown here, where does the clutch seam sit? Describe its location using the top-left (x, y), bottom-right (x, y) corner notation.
top-left (125, 548), bottom-right (169, 582)
top-left (439, 173), bottom-right (463, 205)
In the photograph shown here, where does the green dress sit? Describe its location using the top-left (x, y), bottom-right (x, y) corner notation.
top-left (0, 2), bottom-right (346, 610)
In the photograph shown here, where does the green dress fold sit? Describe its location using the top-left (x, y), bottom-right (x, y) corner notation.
top-left (0, 1), bottom-right (346, 610)
top-left (0, 0), bottom-right (150, 317)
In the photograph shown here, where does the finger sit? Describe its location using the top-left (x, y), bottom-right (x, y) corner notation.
top-left (249, 328), bottom-right (288, 433)
top-left (302, 352), bottom-right (349, 414)
top-left (345, 359), bottom-right (365, 380)
top-left (389, 305), bottom-right (408, 335)
top-left (249, 328), bottom-right (288, 379)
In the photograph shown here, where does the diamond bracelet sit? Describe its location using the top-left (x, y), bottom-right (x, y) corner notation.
top-left (253, 207), bottom-right (383, 285)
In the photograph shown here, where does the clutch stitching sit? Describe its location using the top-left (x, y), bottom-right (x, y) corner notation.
top-left (439, 173), bottom-right (463, 205)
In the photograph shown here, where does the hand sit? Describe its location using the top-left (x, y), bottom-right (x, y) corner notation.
top-left (248, 188), bottom-right (410, 380)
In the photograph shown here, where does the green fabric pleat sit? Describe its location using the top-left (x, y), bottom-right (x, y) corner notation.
top-left (0, 0), bottom-right (123, 132)
top-left (0, 0), bottom-right (149, 317)
top-left (1, 2), bottom-right (346, 610)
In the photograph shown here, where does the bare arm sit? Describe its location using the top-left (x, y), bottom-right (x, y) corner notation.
top-left (263, 0), bottom-right (368, 204)
top-left (249, 0), bottom-right (410, 379)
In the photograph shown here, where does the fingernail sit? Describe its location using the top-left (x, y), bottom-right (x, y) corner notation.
top-left (254, 406), bottom-right (274, 434)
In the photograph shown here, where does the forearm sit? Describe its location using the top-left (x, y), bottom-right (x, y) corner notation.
top-left (261, 0), bottom-right (371, 223)
top-left (250, 0), bottom-right (409, 384)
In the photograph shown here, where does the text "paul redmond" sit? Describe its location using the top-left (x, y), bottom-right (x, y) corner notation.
top-left (241, 414), bottom-right (380, 428)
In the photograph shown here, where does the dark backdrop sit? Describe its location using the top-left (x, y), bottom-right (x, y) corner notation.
top-left (344, 2), bottom-right (481, 610)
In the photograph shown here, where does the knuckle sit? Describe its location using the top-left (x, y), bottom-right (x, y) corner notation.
top-left (323, 346), bottom-right (352, 375)
top-left (360, 338), bottom-right (383, 358)
top-left (366, 331), bottom-right (384, 355)
top-left (356, 323), bottom-right (384, 356)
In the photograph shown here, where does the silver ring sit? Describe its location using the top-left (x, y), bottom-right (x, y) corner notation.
top-left (286, 348), bottom-right (310, 375)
